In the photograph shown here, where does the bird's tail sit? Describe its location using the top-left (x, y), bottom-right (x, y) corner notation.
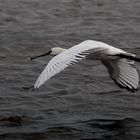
top-left (116, 53), bottom-right (140, 62)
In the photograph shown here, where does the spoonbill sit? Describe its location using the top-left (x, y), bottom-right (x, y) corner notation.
top-left (31, 40), bottom-right (140, 92)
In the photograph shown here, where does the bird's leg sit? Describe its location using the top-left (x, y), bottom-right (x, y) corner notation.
top-left (115, 54), bottom-right (140, 62)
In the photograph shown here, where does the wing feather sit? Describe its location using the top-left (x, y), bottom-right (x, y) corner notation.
top-left (34, 43), bottom-right (105, 89)
top-left (102, 59), bottom-right (139, 92)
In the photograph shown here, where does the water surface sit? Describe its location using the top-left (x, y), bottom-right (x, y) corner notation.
top-left (0, 0), bottom-right (140, 139)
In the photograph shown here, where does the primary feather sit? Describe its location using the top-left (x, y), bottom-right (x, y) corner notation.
top-left (102, 59), bottom-right (139, 92)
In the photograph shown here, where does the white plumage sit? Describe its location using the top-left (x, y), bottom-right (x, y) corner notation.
top-left (31, 40), bottom-right (140, 92)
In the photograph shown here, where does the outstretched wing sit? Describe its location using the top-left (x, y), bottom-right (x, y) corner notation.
top-left (34, 42), bottom-right (105, 89)
top-left (102, 59), bottom-right (139, 92)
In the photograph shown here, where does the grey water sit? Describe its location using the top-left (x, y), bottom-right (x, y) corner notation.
top-left (0, 0), bottom-right (140, 139)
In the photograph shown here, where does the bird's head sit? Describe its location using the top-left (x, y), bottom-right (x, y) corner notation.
top-left (50, 47), bottom-right (66, 56)
top-left (30, 47), bottom-right (66, 60)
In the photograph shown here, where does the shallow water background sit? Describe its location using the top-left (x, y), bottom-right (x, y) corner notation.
top-left (0, 0), bottom-right (140, 139)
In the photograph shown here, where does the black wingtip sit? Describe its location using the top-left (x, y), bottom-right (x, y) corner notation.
top-left (113, 79), bottom-right (138, 93)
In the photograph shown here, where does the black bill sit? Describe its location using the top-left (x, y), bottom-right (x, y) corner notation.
top-left (30, 51), bottom-right (52, 60)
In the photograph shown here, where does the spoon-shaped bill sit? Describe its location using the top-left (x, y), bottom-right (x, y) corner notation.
top-left (30, 51), bottom-right (52, 60)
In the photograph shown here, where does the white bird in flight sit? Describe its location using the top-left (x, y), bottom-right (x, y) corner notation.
top-left (31, 40), bottom-right (140, 92)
